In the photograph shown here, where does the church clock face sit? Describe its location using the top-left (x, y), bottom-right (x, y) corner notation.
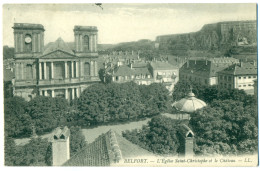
top-left (25, 35), bottom-right (32, 43)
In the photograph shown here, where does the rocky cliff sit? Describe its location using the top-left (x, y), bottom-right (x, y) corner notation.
top-left (156, 20), bottom-right (257, 51)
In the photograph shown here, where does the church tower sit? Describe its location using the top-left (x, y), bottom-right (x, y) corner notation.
top-left (73, 26), bottom-right (99, 82)
top-left (12, 23), bottom-right (45, 101)
top-left (13, 23), bottom-right (44, 58)
top-left (73, 26), bottom-right (98, 57)
top-left (52, 127), bottom-right (70, 166)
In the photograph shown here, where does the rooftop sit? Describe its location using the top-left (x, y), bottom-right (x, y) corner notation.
top-left (150, 61), bottom-right (177, 70)
top-left (13, 23), bottom-right (45, 30)
top-left (43, 37), bottom-right (74, 55)
top-left (218, 62), bottom-right (257, 75)
top-left (63, 130), bottom-right (154, 166)
top-left (172, 90), bottom-right (206, 113)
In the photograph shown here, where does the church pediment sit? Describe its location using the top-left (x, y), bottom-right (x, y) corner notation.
top-left (39, 50), bottom-right (77, 59)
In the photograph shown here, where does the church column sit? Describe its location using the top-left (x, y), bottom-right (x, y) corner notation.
top-left (76, 61), bottom-right (79, 77)
top-left (71, 88), bottom-right (75, 100)
top-left (80, 35), bottom-right (83, 52)
top-left (64, 61), bottom-right (67, 78)
top-left (51, 90), bottom-right (55, 98)
top-left (43, 62), bottom-right (47, 79)
top-left (51, 62), bottom-right (54, 79)
top-left (32, 33), bottom-right (36, 52)
top-left (38, 33), bottom-right (41, 53)
top-left (21, 63), bottom-right (24, 80)
top-left (90, 35), bottom-right (93, 52)
top-left (20, 33), bottom-right (23, 52)
top-left (90, 61), bottom-right (94, 76)
top-left (71, 61), bottom-right (74, 78)
top-left (76, 88), bottom-right (80, 98)
top-left (94, 34), bottom-right (97, 52)
top-left (75, 34), bottom-right (78, 52)
top-left (14, 33), bottom-right (18, 53)
top-left (43, 90), bottom-right (47, 96)
top-left (95, 61), bottom-right (98, 76)
top-left (39, 62), bottom-right (42, 80)
top-left (65, 88), bottom-right (68, 99)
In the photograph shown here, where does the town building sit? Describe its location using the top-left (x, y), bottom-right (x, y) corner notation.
top-left (217, 62), bottom-right (257, 94)
top-left (12, 23), bottom-right (100, 101)
top-left (149, 61), bottom-right (179, 92)
top-left (111, 62), bottom-right (153, 85)
top-left (179, 58), bottom-right (239, 86)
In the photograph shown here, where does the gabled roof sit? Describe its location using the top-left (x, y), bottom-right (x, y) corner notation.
top-left (63, 130), bottom-right (154, 166)
top-left (39, 49), bottom-right (77, 59)
top-left (180, 60), bottom-right (229, 77)
top-left (218, 62), bottom-right (257, 75)
top-left (43, 37), bottom-right (74, 55)
top-left (113, 65), bottom-right (135, 76)
top-left (133, 67), bottom-right (151, 75)
top-left (150, 61), bottom-right (177, 70)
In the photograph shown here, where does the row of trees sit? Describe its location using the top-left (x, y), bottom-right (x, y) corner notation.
top-left (5, 82), bottom-right (171, 138)
top-left (73, 82), bottom-right (171, 126)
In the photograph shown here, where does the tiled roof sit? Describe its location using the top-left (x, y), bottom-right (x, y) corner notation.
top-left (4, 68), bottom-right (14, 82)
top-left (43, 38), bottom-right (74, 55)
top-left (133, 67), bottom-right (151, 75)
top-left (150, 61), bottom-right (177, 70)
top-left (113, 65), bottom-right (135, 76)
top-left (132, 62), bottom-right (147, 68)
top-left (217, 62), bottom-right (257, 75)
top-left (180, 60), bottom-right (229, 77)
top-left (63, 130), bottom-right (153, 166)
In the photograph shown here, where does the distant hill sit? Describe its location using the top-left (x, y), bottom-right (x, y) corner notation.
top-left (156, 20), bottom-right (257, 54)
top-left (105, 39), bottom-right (155, 52)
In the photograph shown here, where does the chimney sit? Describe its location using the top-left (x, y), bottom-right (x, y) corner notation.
top-left (206, 60), bottom-right (208, 65)
top-left (240, 61), bottom-right (243, 67)
top-left (130, 63), bottom-right (132, 69)
top-left (52, 127), bottom-right (70, 166)
top-left (187, 60), bottom-right (189, 68)
top-left (180, 124), bottom-right (194, 157)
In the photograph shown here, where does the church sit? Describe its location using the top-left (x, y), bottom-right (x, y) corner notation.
top-left (13, 23), bottom-right (100, 101)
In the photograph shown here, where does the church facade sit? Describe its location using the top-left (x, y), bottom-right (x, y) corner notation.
top-left (13, 23), bottom-right (100, 101)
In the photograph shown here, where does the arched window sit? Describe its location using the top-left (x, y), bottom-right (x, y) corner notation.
top-left (83, 35), bottom-right (89, 52)
top-left (24, 34), bottom-right (32, 52)
top-left (84, 62), bottom-right (90, 76)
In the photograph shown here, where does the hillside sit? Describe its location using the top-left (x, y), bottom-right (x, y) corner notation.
top-left (156, 20), bottom-right (257, 53)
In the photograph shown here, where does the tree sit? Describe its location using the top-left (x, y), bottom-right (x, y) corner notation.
top-left (4, 136), bottom-right (17, 166)
top-left (123, 115), bottom-right (182, 155)
top-left (4, 96), bottom-right (32, 138)
top-left (69, 126), bottom-right (87, 157)
top-left (12, 138), bottom-right (51, 166)
top-left (189, 99), bottom-right (258, 155)
top-left (26, 96), bottom-right (69, 135)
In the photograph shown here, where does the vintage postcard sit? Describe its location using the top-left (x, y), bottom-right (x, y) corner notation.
top-left (2, 3), bottom-right (258, 167)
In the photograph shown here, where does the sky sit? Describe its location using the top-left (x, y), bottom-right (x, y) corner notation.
top-left (2, 3), bottom-right (257, 47)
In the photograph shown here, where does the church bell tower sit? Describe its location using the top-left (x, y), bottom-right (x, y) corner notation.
top-left (73, 26), bottom-right (98, 57)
